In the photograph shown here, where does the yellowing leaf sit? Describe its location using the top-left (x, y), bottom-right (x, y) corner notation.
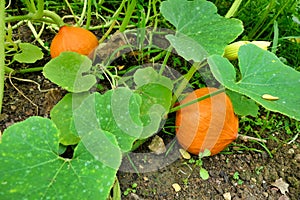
top-left (179, 148), bottom-right (191, 159)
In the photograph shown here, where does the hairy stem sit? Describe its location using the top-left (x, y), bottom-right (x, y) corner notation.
top-left (225, 0), bottom-right (242, 18)
top-left (85, 0), bottom-right (92, 29)
top-left (33, 0), bottom-right (44, 19)
top-left (5, 8), bottom-right (64, 27)
top-left (171, 61), bottom-right (207, 106)
top-left (119, 0), bottom-right (137, 32)
top-left (0, 0), bottom-right (5, 113)
top-left (169, 88), bottom-right (225, 113)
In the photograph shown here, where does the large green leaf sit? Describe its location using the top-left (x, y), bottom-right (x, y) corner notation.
top-left (133, 67), bottom-right (173, 137)
top-left (14, 43), bottom-right (44, 63)
top-left (160, 0), bottom-right (243, 61)
top-left (50, 92), bottom-right (89, 145)
top-left (43, 52), bottom-right (96, 93)
top-left (226, 90), bottom-right (259, 117)
top-left (74, 88), bottom-right (144, 152)
top-left (208, 44), bottom-right (300, 120)
top-left (0, 117), bottom-right (120, 199)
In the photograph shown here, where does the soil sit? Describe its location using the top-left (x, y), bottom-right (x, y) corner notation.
top-left (1, 24), bottom-right (299, 200)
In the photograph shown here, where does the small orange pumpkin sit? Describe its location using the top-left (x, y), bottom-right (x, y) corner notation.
top-left (50, 26), bottom-right (99, 58)
top-left (175, 87), bottom-right (239, 156)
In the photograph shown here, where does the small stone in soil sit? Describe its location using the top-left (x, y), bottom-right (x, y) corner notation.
top-left (223, 192), bottom-right (231, 200)
top-left (148, 135), bottom-right (166, 155)
top-left (294, 154), bottom-right (300, 162)
top-left (172, 183), bottom-right (181, 192)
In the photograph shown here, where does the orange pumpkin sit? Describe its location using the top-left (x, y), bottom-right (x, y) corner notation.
top-left (175, 87), bottom-right (239, 156)
top-left (50, 26), bottom-right (99, 58)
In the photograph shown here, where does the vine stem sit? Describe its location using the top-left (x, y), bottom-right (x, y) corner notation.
top-left (0, 0), bottom-right (5, 113)
top-left (85, 0), bottom-right (92, 29)
top-left (98, 0), bottom-right (126, 43)
top-left (5, 0), bottom-right (64, 27)
top-left (171, 61), bottom-right (207, 106)
top-left (225, 0), bottom-right (242, 18)
top-left (169, 87), bottom-right (225, 113)
top-left (119, 0), bottom-right (137, 32)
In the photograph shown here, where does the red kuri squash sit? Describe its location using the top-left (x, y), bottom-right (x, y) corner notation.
top-left (50, 26), bottom-right (99, 58)
top-left (175, 87), bottom-right (239, 156)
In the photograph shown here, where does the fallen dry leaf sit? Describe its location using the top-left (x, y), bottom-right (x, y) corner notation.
top-left (271, 178), bottom-right (289, 194)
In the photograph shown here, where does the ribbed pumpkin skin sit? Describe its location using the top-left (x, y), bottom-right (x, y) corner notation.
top-left (175, 87), bottom-right (239, 156)
top-left (50, 26), bottom-right (99, 58)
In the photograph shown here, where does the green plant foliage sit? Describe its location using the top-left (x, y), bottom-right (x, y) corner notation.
top-left (50, 92), bottom-right (89, 145)
top-left (73, 88), bottom-right (144, 152)
top-left (208, 44), bottom-right (300, 120)
top-left (13, 43), bottom-right (43, 63)
top-left (133, 67), bottom-right (173, 137)
top-left (160, 0), bottom-right (243, 61)
top-left (0, 117), bottom-right (119, 199)
top-left (43, 52), bottom-right (97, 93)
top-left (226, 90), bottom-right (259, 117)
top-left (199, 167), bottom-right (209, 180)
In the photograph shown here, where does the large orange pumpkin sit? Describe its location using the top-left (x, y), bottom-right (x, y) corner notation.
top-left (175, 87), bottom-right (239, 156)
top-left (50, 26), bottom-right (99, 58)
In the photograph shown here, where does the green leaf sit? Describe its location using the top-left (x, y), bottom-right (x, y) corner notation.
top-left (0, 116), bottom-right (120, 199)
top-left (43, 52), bottom-right (96, 93)
top-left (199, 149), bottom-right (211, 158)
top-left (226, 90), bottom-right (259, 117)
top-left (112, 178), bottom-right (121, 200)
top-left (199, 168), bottom-right (209, 180)
top-left (50, 92), bottom-right (89, 145)
top-left (14, 43), bottom-right (43, 63)
top-left (160, 0), bottom-right (243, 61)
top-left (208, 44), bottom-right (300, 120)
top-left (165, 34), bottom-right (209, 62)
top-left (134, 67), bottom-right (173, 90)
top-left (134, 67), bottom-right (173, 137)
top-left (74, 88), bottom-right (143, 152)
